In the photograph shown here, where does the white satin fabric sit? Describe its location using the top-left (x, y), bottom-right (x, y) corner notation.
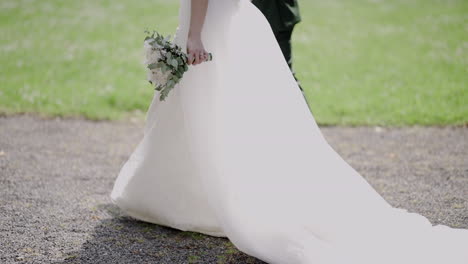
top-left (111, 0), bottom-right (468, 263)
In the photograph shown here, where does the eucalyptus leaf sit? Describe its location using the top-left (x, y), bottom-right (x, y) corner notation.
top-left (147, 63), bottom-right (158, 70)
top-left (160, 89), bottom-right (170, 101)
top-left (167, 79), bottom-right (175, 88)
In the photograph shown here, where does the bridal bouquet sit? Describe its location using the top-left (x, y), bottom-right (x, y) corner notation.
top-left (144, 30), bottom-right (212, 101)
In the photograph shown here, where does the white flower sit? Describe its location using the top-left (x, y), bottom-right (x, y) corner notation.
top-left (143, 40), bottom-right (162, 64)
top-left (147, 69), bottom-right (170, 87)
top-left (147, 50), bottom-right (161, 64)
top-left (143, 39), bottom-right (152, 50)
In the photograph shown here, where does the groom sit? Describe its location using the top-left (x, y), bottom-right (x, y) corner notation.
top-left (251, 0), bottom-right (303, 91)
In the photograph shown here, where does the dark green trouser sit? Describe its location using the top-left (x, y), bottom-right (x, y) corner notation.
top-left (274, 28), bottom-right (303, 92)
top-left (251, 0), bottom-right (309, 109)
top-left (274, 29), bottom-right (293, 70)
top-left (275, 29), bottom-right (312, 112)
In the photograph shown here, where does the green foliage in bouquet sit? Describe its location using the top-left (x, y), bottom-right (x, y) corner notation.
top-left (144, 30), bottom-right (189, 101)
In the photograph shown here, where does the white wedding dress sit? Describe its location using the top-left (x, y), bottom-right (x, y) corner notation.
top-left (111, 0), bottom-right (468, 263)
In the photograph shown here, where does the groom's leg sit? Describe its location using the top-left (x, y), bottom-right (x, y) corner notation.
top-left (274, 29), bottom-right (293, 70)
top-left (274, 28), bottom-right (312, 111)
top-left (274, 28), bottom-right (303, 92)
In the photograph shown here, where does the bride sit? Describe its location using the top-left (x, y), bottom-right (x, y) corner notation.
top-left (110, 0), bottom-right (468, 263)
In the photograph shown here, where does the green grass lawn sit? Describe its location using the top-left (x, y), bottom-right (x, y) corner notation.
top-left (1, 0), bottom-right (467, 125)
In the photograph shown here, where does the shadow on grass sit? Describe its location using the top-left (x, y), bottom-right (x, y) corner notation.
top-left (55, 203), bottom-right (264, 264)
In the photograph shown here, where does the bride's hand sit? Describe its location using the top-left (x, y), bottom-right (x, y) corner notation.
top-left (187, 35), bottom-right (209, 66)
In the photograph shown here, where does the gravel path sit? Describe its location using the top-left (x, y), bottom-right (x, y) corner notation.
top-left (1, 115), bottom-right (467, 264)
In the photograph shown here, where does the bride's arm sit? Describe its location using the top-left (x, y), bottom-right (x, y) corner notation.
top-left (187, 0), bottom-right (209, 65)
